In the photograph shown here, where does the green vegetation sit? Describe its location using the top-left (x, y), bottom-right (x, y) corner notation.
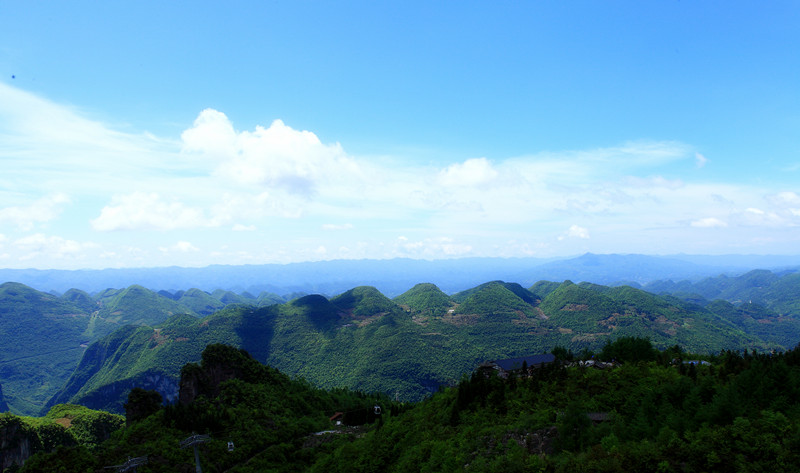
top-left (308, 339), bottom-right (800, 473)
top-left (177, 288), bottom-right (226, 316)
top-left (647, 269), bottom-right (800, 316)
top-left (0, 284), bottom-right (281, 416)
top-left (0, 283), bottom-right (104, 415)
top-left (0, 404), bottom-right (123, 471)
top-left (330, 286), bottom-right (397, 317)
top-left (452, 282), bottom-right (537, 318)
top-left (45, 278), bottom-right (784, 417)
top-left (94, 285), bottom-right (197, 326)
top-left (4, 272), bottom-right (800, 419)
top-left (17, 340), bottom-right (800, 472)
top-left (393, 283), bottom-right (453, 317)
top-left (17, 344), bottom-right (396, 473)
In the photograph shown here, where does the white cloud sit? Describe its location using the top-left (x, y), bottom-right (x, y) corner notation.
top-left (526, 141), bottom-right (692, 171)
top-left (13, 233), bottom-right (96, 260)
top-left (695, 152), bottom-right (708, 168)
top-left (736, 207), bottom-right (784, 227)
top-left (770, 191), bottom-right (800, 205)
top-left (0, 83), bottom-right (177, 197)
top-left (691, 217), bottom-right (728, 228)
top-left (439, 157), bottom-right (499, 187)
top-left (767, 191), bottom-right (800, 218)
top-left (623, 176), bottom-right (684, 190)
top-left (179, 109), bottom-right (237, 159)
top-left (7, 83), bottom-right (800, 265)
top-left (0, 193), bottom-right (70, 230)
top-left (395, 236), bottom-right (473, 258)
top-left (558, 225), bottom-right (590, 240)
top-left (209, 191), bottom-right (303, 224)
top-left (175, 241), bottom-right (199, 252)
top-left (91, 192), bottom-right (207, 231)
top-left (181, 110), bottom-right (361, 195)
top-left (160, 241), bottom-right (199, 253)
top-left (322, 223), bottom-right (353, 231)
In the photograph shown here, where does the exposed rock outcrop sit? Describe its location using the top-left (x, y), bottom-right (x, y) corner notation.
top-left (0, 415), bottom-right (41, 471)
top-left (70, 371), bottom-right (179, 415)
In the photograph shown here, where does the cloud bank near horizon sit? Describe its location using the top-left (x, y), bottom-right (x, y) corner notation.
top-left (1, 83), bottom-right (799, 269)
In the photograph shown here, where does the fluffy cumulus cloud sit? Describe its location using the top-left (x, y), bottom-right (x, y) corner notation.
top-left (0, 193), bottom-right (70, 231)
top-left (181, 109), bottom-right (361, 195)
top-left (91, 192), bottom-right (207, 231)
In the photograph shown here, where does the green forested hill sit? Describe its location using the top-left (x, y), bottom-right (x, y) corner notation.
top-left (1, 284), bottom-right (205, 416)
top-left (452, 281), bottom-right (538, 317)
top-left (647, 269), bottom-right (800, 314)
top-left (1, 403), bottom-right (124, 471)
top-left (393, 283), bottom-right (453, 317)
top-left (18, 344), bottom-right (394, 473)
top-left (330, 285), bottom-right (397, 317)
top-left (309, 342), bottom-right (800, 473)
top-left (176, 288), bottom-right (227, 315)
top-left (0, 283), bottom-right (100, 415)
top-left (42, 308), bottom-right (251, 414)
top-left (645, 269), bottom-right (800, 348)
top-left (45, 279), bottom-right (776, 417)
top-left (61, 288), bottom-right (98, 313)
top-left (94, 285), bottom-right (197, 325)
top-left (19, 341), bottom-right (800, 473)
top-left (3, 275), bottom-right (798, 418)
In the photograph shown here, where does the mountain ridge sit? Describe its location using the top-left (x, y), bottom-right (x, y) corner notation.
top-left (43, 278), bottom-right (778, 416)
top-left (3, 263), bottom-right (800, 416)
top-left (5, 253), bottom-right (800, 297)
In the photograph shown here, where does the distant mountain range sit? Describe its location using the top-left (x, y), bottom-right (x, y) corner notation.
top-left (3, 253), bottom-right (800, 297)
top-left (2, 254), bottom-right (800, 418)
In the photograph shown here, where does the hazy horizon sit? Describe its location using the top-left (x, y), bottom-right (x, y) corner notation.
top-left (2, 2), bottom-right (798, 270)
top-left (3, 252), bottom-right (800, 274)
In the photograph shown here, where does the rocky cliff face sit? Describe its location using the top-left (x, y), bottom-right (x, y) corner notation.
top-left (71, 371), bottom-right (180, 415)
top-left (179, 355), bottom-right (244, 405)
top-left (0, 415), bottom-right (41, 470)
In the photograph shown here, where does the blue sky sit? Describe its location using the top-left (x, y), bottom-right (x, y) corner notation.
top-left (0, 1), bottom-right (798, 269)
